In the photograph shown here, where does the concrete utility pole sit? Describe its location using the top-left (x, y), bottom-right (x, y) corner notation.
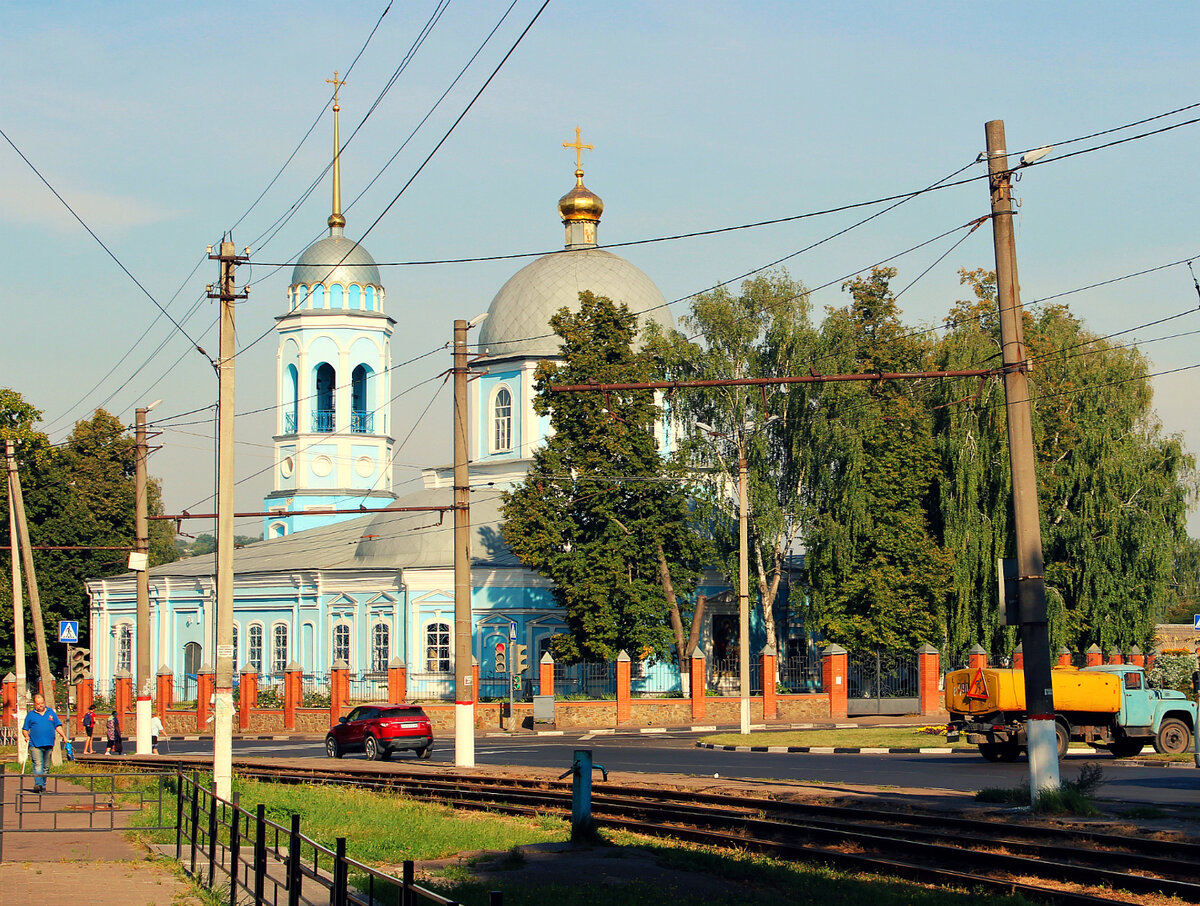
top-left (7, 440), bottom-right (60, 765)
top-left (208, 240), bottom-right (247, 800)
top-left (452, 318), bottom-right (475, 767)
top-left (7, 442), bottom-right (29, 765)
top-left (737, 447), bottom-right (751, 736)
top-left (985, 119), bottom-right (1060, 797)
top-left (134, 401), bottom-right (160, 755)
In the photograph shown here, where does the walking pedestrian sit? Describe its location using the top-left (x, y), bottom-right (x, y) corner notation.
top-left (150, 713), bottom-right (165, 754)
top-left (106, 712), bottom-right (123, 755)
top-left (82, 703), bottom-right (97, 754)
top-left (22, 693), bottom-right (68, 793)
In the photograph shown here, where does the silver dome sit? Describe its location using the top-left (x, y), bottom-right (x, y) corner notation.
top-left (479, 248), bottom-right (673, 359)
top-left (290, 232), bottom-right (381, 288)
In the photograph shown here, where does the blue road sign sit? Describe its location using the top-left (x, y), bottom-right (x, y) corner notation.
top-left (1194, 614), bottom-right (1199, 631)
top-left (58, 620), bottom-right (79, 643)
top-left (509, 621), bottom-right (517, 640)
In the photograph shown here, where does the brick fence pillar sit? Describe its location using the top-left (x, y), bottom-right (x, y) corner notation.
top-left (916, 644), bottom-right (940, 716)
top-left (616, 651), bottom-right (631, 724)
top-left (1107, 650), bottom-right (1124, 665)
top-left (761, 645), bottom-right (778, 721)
top-left (330, 660), bottom-right (350, 726)
top-left (967, 644), bottom-right (987, 671)
top-left (1012, 643), bottom-right (1024, 670)
top-left (3, 672), bottom-right (17, 726)
top-left (156, 666), bottom-right (173, 718)
top-left (284, 663), bottom-right (302, 730)
top-left (690, 648), bottom-right (706, 721)
top-left (75, 676), bottom-right (94, 735)
top-left (822, 644), bottom-right (848, 719)
top-left (539, 652), bottom-right (554, 697)
top-left (239, 666), bottom-right (258, 731)
top-left (1058, 647), bottom-right (1072, 667)
top-left (114, 669), bottom-right (134, 735)
top-left (196, 666), bottom-right (214, 732)
top-left (1129, 645), bottom-right (1144, 667)
top-left (1085, 644), bottom-right (1102, 668)
top-left (388, 658), bottom-right (407, 703)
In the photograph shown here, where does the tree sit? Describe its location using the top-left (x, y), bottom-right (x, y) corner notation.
top-left (501, 293), bottom-right (707, 663)
top-left (803, 267), bottom-right (954, 650)
top-left (649, 270), bottom-right (819, 658)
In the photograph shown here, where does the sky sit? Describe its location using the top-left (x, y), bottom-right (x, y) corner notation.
top-left (4, 1), bottom-right (1200, 538)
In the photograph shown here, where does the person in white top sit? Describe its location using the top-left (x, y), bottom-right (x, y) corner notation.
top-left (150, 714), bottom-right (165, 754)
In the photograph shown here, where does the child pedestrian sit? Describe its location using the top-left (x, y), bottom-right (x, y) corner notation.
top-left (105, 712), bottom-right (123, 755)
top-left (82, 703), bottom-right (97, 754)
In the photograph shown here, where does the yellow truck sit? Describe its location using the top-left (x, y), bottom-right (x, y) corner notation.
top-left (945, 664), bottom-right (1196, 761)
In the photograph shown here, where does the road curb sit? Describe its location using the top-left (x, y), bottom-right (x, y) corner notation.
top-left (696, 742), bottom-right (962, 755)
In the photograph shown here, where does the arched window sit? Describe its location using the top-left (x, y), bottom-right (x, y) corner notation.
top-left (351, 365), bottom-right (372, 433)
top-left (117, 624), bottom-right (133, 673)
top-left (231, 623), bottom-right (239, 671)
top-left (329, 283), bottom-right (344, 309)
top-left (425, 622), bottom-right (450, 672)
top-left (285, 364), bottom-right (299, 433)
top-left (371, 622), bottom-right (390, 673)
top-left (248, 625), bottom-right (263, 673)
top-left (272, 623), bottom-right (289, 675)
top-left (314, 363), bottom-right (335, 432)
top-left (332, 622), bottom-right (351, 666)
top-left (348, 285), bottom-right (362, 310)
top-left (183, 641), bottom-right (202, 676)
top-left (312, 284), bottom-right (326, 309)
top-left (269, 521), bottom-right (287, 539)
top-left (492, 386), bottom-right (513, 452)
top-left (365, 286), bottom-right (376, 311)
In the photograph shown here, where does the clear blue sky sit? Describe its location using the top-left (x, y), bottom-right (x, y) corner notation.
top-left (5, 2), bottom-right (1200, 536)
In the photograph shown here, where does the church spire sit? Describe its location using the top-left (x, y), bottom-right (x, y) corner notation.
top-left (326, 71), bottom-right (347, 234)
top-left (558, 126), bottom-right (603, 248)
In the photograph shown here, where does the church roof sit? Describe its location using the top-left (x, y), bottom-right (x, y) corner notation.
top-left (290, 232), bottom-right (381, 288)
top-left (477, 247), bottom-right (673, 360)
top-left (141, 487), bottom-right (516, 579)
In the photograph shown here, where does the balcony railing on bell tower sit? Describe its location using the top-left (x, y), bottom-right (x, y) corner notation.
top-left (313, 410), bottom-right (335, 433)
top-left (350, 411), bottom-right (374, 434)
top-left (283, 412), bottom-right (297, 434)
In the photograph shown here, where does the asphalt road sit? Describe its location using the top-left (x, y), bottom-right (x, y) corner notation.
top-left (158, 730), bottom-right (1199, 807)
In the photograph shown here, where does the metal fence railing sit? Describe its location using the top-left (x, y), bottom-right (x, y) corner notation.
top-left (175, 771), bottom-right (489, 906)
top-left (406, 671), bottom-right (453, 702)
top-left (630, 660), bottom-right (681, 697)
top-left (346, 672), bottom-right (390, 704)
top-left (553, 662), bottom-right (616, 699)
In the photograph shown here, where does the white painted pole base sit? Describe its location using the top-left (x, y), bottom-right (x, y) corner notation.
top-left (136, 698), bottom-right (152, 755)
top-left (739, 697), bottom-right (750, 737)
top-left (455, 702), bottom-right (475, 767)
top-left (1026, 718), bottom-right (1061, 803)
top-left (213, 691), bottom-right (234, 801)
top-left (15, 705), bottom-right (28, 766)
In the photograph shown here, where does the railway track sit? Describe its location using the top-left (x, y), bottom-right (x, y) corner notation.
top-left (106, 755), bottom-right (1200, 905)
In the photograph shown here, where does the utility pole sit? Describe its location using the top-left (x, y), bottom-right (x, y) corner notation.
top-left (985, 119), bottom-right (1060, 797)
top-left (452, 318), bottom-right (475, 767)
top-left (737, 446), bottom-right (750, 736)
top-left (134, 401), bottom-right (161, 755)
top-left (208, 240), bottom-right (247, 800)
top-left (7, 442), bottom-right (29, 765)
top-left (7, 440), bottom-right (59, 765)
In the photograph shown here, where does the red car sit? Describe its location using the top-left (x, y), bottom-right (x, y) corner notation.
top-left (325, 704), bottom-right (433, 760)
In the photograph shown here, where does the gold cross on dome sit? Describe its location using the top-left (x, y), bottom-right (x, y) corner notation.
top-left (326, 71), bottom-right (347, 107)
top-left (563, 126), bottom-right (594, 169)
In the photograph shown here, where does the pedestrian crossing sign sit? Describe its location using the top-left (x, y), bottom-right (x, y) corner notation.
top-left (58, 621), bottom-right (79, 643)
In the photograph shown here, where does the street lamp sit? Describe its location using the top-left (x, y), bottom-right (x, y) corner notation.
top-left (695, 417), bottom-right (775, 736)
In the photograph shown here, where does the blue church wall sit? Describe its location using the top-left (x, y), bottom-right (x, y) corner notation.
top-left (475, 368), bottom-right (522, 462)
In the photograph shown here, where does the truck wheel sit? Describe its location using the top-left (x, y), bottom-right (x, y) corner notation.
top-left (978, 741), bottom-right (1020, 762)
top-left (1055, 722), bottom-right (1070, 760)
top-left (1153, 719), bottom-right (1191, 755)
top-left (978, 743), bottom-right (1003, 762)
top-left (1107, 738), bottom-right (1144, 758)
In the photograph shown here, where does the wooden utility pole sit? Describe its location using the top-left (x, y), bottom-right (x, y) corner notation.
top-left (208, 240), bottom-right (247, 800)
top-left (6, 440), bottom-right (60, 765)
top-left (452, 318), bottom-right (475, 767)
top-left (7, 442), bottom-right (29, 765)
top-left (737, 449), bottom-right (750, 736)
top-left (985, 119), bottom-right (1060, 796)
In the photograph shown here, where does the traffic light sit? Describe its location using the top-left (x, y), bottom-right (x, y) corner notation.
top-left (512, 644), bottom-right (529, 675)
top-left (494, 642), bottom-right (507, 674)
top-left (69, 647), bottom-right (91, 684)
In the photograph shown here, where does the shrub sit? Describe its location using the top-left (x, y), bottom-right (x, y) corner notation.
top-left (1148, 651), bottom-right (1198, 697)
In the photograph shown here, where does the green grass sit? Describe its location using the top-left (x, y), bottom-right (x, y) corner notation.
top-left (975, 764), bottom-right (1105, 817)
top-left (703, 727), bottom-right (968, 749)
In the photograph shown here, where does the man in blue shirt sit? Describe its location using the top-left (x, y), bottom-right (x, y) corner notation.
top-left (22, 693), bottom-right (68, 792)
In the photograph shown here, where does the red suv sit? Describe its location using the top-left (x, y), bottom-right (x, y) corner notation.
top-left (325, 704), bottom-right (433, 760)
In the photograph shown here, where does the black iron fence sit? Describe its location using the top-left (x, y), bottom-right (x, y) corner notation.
top-left (778, 655), bottom-right (823, 693)
top-left (553, 662), bottom-right (615, 699)
top-left (847, 649), bottom-right (920, 716)
top-left (175, 771), bottom-right (493, 906)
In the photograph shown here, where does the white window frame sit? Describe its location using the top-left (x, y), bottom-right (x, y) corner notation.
top-left (116, 623), bottom-right (133, 673)
top-left (248, 623), bottom-right (264, 674)
top-left (490, 384), bottom-right (513, 453)
top-left (371, 621), bottom-right (390, 673)
top-left (271, 622), bottom-right (289, 676)
top-left (424, 621), bottom-right (451, 673)
top-left (332, 621), bottom-right (352, 667)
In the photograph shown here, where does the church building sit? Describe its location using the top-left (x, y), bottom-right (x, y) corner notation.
top-left (85, 108), bottom-right (755, 695)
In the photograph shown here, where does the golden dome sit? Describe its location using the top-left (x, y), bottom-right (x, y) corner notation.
top-left (558, 168), bottom-right (604, 222)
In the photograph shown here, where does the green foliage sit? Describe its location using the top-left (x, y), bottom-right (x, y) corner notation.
top-left (1147, 651), bottom-right (1198, 697)
top-left (1165, 537), bottom-right (1200, 622)
top-left (501, 293), bottom-right (706, 663)
top-left (0, 393), bottom-right (178, 676)
top-left (176, 532), bottom-right (261, 557)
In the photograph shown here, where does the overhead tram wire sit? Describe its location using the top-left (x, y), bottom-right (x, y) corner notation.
top-left (0, 126), bottom-right (213, 367)
top-left (230, 0), bottom-right (553, 365)
top-left (228, 1), bottom-right (393, 236)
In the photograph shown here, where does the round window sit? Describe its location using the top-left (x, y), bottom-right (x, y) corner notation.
top-left (280, 456), bottom-right (295, 478)
top-left (312, 455), bottom-right (334, 477)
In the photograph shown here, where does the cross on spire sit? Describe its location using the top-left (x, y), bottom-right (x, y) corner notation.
top-left (326, 71), bottom-right (347, 110)
top-left (563, 126), bottom-right (593, 170)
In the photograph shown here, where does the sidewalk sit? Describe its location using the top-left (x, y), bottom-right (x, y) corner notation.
top-left (0, 772), bottom-right (203, 906)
